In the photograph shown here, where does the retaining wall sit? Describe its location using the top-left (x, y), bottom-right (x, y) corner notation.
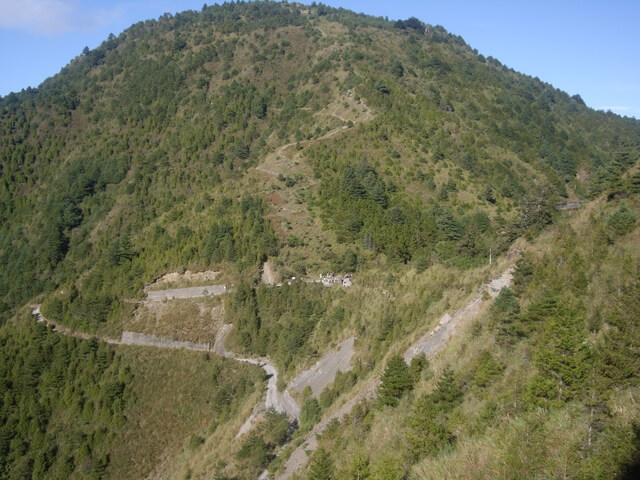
top-left (120, 331), bottom-right (210, 351)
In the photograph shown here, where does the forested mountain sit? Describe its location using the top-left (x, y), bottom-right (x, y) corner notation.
top-left (1, 2), bottom-right (639, 479)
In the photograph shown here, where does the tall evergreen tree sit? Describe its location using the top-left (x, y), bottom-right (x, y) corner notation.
top-left (378, 354), bottom-right (413, 407)
top-left (308, 447), bottom-right (335, 480)
top-left (345, 452), bottom-right (371, 480)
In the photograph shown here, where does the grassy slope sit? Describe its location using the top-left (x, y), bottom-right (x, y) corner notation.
top-left (0, 312), bottom-right (264, 480)
top-left (106, 346), bottom-right (263, 480)
top-left (285, 192), bottom-right (640, 480)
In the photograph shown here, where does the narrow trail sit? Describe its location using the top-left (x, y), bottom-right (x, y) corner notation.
top-left (255, 93), bottom-right (373, 181)
top-left (254, 123), bottom-right (351, 179)
top-left (31, 306), bottom-right (300, 422)
top-left (275, 264), bottom-right (515, 480)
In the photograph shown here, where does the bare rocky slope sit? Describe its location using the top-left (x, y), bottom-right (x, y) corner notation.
top-left (276, 264), bottom-right (515, 480)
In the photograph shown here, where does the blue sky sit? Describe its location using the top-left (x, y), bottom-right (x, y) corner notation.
top-left (0, 0), bottom-right (638, 118)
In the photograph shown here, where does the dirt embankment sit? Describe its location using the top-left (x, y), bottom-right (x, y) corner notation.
top-left (275, 266), bottom-right (515, 480)
top-left (120, 331), bottom-right (211, 351)
top-left (404, 267), bottom-right (513, 363)
top-left (261, 261), bottom-right (277, 285)
top-left (145, 270), bottom-right (222, 291)
top-left (128, 276), bottom-right (228, 344)
top-left (289, 337), bottom-right (355, 397)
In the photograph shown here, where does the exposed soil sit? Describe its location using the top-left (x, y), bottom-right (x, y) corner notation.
top-left (274, 265), bottom-right (516, 480)
top-left (120, 331), bottom-right (211, 351)
top-left (404, 267), bottom-right (513, 363)
top-left (146, 270), bottom-right (221, 291)
top-left (261, 261), bottom-right (277, 285)
top-left (145, 285), bottom-right (226, 301)
top-left (289, 337), bottom-right (355, 397)
top-left (269, 191), bottom-right (283, 205)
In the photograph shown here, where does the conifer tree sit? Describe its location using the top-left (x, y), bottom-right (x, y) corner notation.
top-left (300, 397), bottom-right (321, 433)
top-left (378, 354), bottom-right (413, 407)
top-left (308, 447), bottom-right (335, 480)
top-left (406, 393), bottom-right (451, 460)
top-left (607, 202), bottom-right (637, 237)
top-left (345, 452), bottom-right (371, 480)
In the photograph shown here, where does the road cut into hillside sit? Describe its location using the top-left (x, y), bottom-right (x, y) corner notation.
top-left (33, 263), bottom-right (515, 480)
top-left (275, 265), bottom-right (515, 480)
top-left (145, 284), bottom-right (226, 301)
top-left (31, 306), bottom-right (300, 423)
top-left (404, 267), bottom-right (513, 363)
top-left (214, 323), bottom-right (301, 431)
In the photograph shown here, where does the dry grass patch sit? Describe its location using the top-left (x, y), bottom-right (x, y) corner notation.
top-left (126, 296), bottom-right (224, 345)
top-left (146, 269), bottom-right (224, 291)
top-left (108, 345), bottom-right (263, 480)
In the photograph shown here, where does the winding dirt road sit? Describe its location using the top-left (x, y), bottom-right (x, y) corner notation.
top-left (32, 262), bottom-right (515, 480)
top-left (31, 306), bottom-right (300, 423)
top-left (214, 323), bottom-right (300, 423)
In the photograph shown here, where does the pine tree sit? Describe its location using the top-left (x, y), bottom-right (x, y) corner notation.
top-left (607, 202), bottom-right (637, 237)
top-left (534, 305), bottom-right (590, 398)
top-left (491, 287), bottom-right (523, 342)
top-left (431, 367), bottom-right (463, 408)
top-left (406, 392), bottom-right (451, 460)
top-left (408, 353), bottom-right (429, 382)
top-left (363, 231), bottom-right (374, 251)
top-left (308, 447), bottom-right (335, 480)
top-left (370, 182), bottom-right (388, 208)
top-left (345, 452), bottom-right (371, 480)
top-left (436, 209), bottom-right (464, 240)
top-left (342, 166), bottom-right (366, 199)
top-left (630, 171), bottom-right (640, 194)
top-left (372, 453), bottom-right (405, 480)
top-left (378, 354), bottom-right (413, 407)
top-left (300, 397), bottom-right (321, 433)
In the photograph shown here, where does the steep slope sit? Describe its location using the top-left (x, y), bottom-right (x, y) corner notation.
top-left (1, 3), bottom-right (639, 479)
top-left (1, 2), bottom-right (638, 330)
top-left (282, 193), bottom-right (640, 480)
